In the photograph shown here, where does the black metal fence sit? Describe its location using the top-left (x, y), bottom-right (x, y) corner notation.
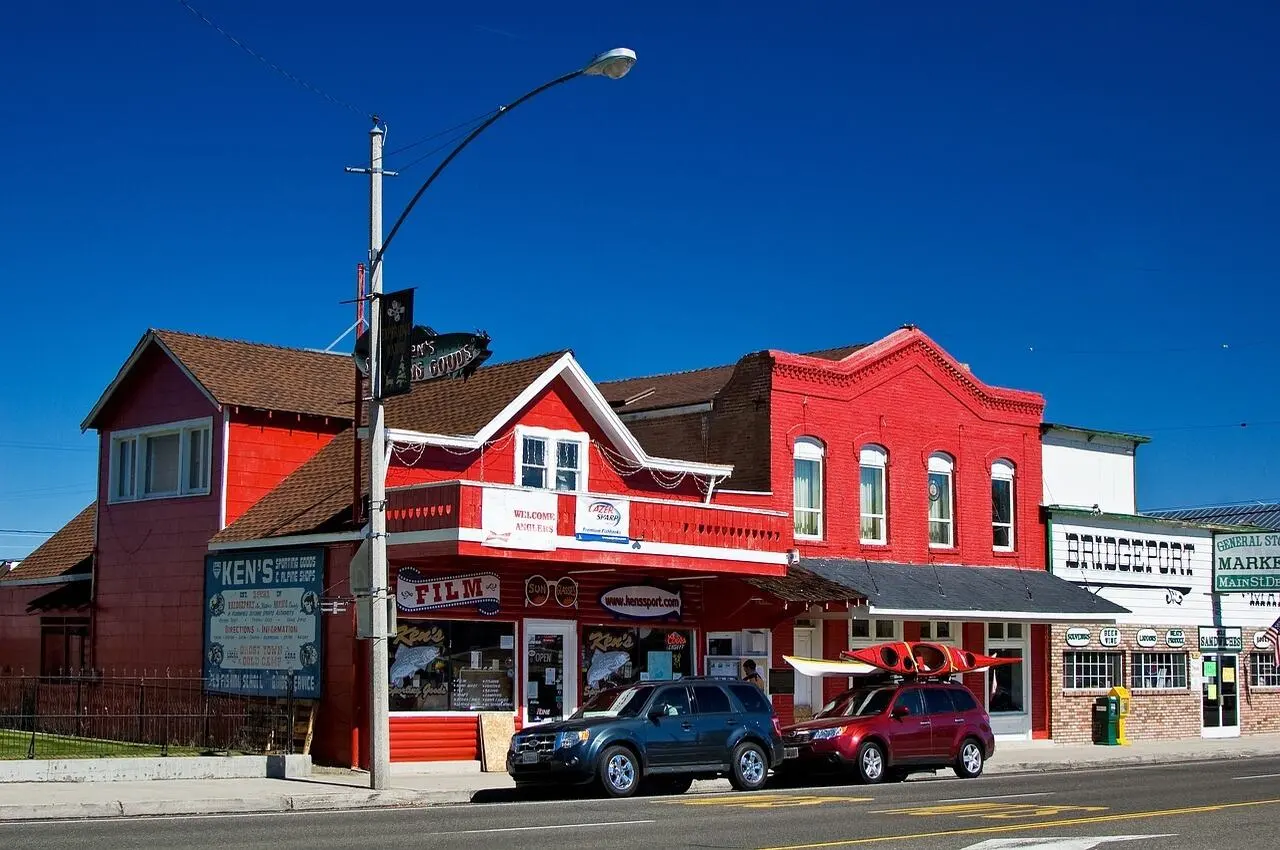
top-left (0, 670), bottom-right (300, 759)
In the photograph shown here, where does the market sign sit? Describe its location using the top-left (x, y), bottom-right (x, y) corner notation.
top-left (575, 496), bottom-right (630, 545)
top-left (397, 568), bottom-right (500, 616)
top-left (1213, 532), bottom-right (1280, 592)
top-left (600, 584), bottom-right (682, 621)
top-left (354, 324), bottom-right (493, 387)
top-left (203, 547), bottom-right (324, 699)
top-left (482, 488), bottom-right (557, 551)
top-left (1198, 626), bottom-right (1243, 652)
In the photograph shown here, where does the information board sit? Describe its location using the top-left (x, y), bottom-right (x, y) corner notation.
top-left (203, 547), bottom-right (324, 699)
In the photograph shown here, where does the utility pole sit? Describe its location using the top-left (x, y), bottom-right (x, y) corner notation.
top-left (364, 123), bottom-right (391, 790)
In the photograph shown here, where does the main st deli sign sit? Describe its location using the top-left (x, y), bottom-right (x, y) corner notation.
top-left (1214, 532), bottom-right (1280, 592)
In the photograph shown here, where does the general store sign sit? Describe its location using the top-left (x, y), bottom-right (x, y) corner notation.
top-left (1050, 519), bottom-right (1206, 588)
top-left (1213, 532), bottom-right (1280, 592)
top-left (397, 568), bottom-right (501, 616)
top-left (575, 496), bottom-right (630, 545)
top-left (482, 488), bottom-right (557, 551)
top-left (203, 547), bottom-right (323, 699)
top-left (600, 584), bottom-right (682, 620)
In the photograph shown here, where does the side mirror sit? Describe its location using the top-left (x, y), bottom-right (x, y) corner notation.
top-left (891, 705), bottom-right (910, 719)
top-left (648, 706), bottom-right (667, 723)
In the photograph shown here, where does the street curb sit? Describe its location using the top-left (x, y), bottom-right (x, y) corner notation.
top-left (2, 748), bottom-right (1279, 821)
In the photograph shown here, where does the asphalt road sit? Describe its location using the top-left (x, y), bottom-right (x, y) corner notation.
top-left (6, 757), bottom-right (1280, 849)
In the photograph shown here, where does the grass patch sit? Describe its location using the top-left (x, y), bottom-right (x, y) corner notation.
top-left (0, 728), bottom-right (204, 760)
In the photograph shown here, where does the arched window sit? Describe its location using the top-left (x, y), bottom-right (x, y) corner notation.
top-left (927, 452), bottom-right (955, 548)
top-left (859, 445), bottom-right (888, 544)
top-left (793, 438), bottom-right (824, 539)
top-left (992, 459), bottom-right (1015, 551)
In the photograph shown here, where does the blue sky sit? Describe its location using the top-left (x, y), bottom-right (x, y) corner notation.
top-left (2, 1), bottom-right (1279, 557)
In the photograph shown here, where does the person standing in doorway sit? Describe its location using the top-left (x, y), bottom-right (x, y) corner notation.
top-left (742, 659), bottom-right (763, 685)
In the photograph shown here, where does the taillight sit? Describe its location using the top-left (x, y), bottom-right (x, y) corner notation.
top-left (772, 717), bottom-right (782, 736)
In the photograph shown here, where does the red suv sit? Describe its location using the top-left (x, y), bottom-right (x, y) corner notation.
top-left (780, 680), bottom-right (994, 783)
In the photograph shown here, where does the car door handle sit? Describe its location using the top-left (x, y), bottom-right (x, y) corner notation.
top-left (681, 722), bottom-right (693, 731)
top-left (953, 718), bottom-right (964, 724)
top-left (725, 718), bottom-right (740, 726)
top-left (919, 721), bottom-right (932, 727)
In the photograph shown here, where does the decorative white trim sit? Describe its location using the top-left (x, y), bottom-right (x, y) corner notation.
top-left (867, 605), bottom-right (1119, 623)
top-left (513, 425), bottom-right (588, 493)
top-left (80, 333), bottom-right (220, 432)
top-left (992, 458), bottom-right (1015, 553)
top-left (206, 529), bottom-right (367, 552)
top-left (388, 527), bottom-right (789, 566)
top-left (218, 408), bottom-right (230, 530)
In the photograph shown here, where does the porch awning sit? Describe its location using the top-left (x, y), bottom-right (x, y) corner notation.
top-left (748, 557), bottom-right (1129, 623)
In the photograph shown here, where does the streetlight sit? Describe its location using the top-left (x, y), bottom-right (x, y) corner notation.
top-left (355, 48), bottom-right (636, 791)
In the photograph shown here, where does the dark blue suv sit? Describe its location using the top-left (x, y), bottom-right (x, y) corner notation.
top-left (507, 678), bottom-right (784, 798)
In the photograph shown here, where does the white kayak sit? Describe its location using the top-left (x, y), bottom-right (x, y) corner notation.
top-left (782, 654), bottom-right (879, 677)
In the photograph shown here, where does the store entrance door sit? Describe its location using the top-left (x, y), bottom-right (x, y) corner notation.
top-left (524, 619), bottom-right (578, 727)
top-left (1201, 653), bottom-right (1240, 738)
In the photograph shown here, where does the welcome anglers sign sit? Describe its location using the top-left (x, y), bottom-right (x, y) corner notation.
top-left (203, 547), bottom-right (323, 699)
top-left (1213, 532), bottom-right (1280, 592)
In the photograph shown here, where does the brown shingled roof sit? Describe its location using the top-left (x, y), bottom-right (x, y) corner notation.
top-left (598, 345), bottom-right (865, 415)
top-left (211, 352), bottom-right (568, 543)
top-left (2, 503), bottom-right (95, 583)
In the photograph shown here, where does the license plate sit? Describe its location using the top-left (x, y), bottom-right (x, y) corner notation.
top-left (521, 751), bottom-right (539, 764)
top-left (783, 747), bottom-right (799, 760)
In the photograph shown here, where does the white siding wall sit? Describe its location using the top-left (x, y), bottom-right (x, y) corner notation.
top-left (1042, 432), bottom-right (1137, 514)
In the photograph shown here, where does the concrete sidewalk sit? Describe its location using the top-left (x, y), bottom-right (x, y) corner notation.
top-left (3, 733), bottom-right (1279, 822)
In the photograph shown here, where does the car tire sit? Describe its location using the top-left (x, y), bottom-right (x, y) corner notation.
top-left (954, 738), bottom-right (985, 779)
top-left (728, 741), bottom-right (770, 792)
top-left (854, 740), bottom-right (887, 784)
top-left (598, 745), bottom-right (642, 798)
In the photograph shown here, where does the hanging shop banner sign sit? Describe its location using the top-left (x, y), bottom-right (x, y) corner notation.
top-left (203, 547), bottom-right (324, 699)
top-left (354, 325), bottom-right (492, 386)
top-left (379, 288), bottom-right (416, 397)
top-left (575, 496), bottom-right (631, 545)
top-left (482, 488), bottom-right (558, 551)
top-left (397, 568), bottom-right (500, 616)
top-left (1136, 628), bottom-right (1159, 648)
top-left (599, 584), bottom-right (682, 621)
top-left (1166, 628), bottom-right (1186, 648)
top-left (1198, 626), bottom-right (1243, 652)
top-left (1213, 532), bottom-right (1280, 592)
top-left (1065, 627), bottom-right (1091, 648)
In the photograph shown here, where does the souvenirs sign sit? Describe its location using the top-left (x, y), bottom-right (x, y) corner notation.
top-left (203, 547), bottom-right (323, 699)
top-left (397, 568), bottom-right (501, 616)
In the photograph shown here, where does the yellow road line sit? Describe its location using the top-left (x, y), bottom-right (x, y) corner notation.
top-left (755, 796), bottom-right (1280, 849)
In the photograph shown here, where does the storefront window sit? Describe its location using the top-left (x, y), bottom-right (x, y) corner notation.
top-left (581, 626), bottom-right (694, 701)
top-left (988, 648), bottom-right (1024, 712)
top-left (388, 620), bottom-right (516, 712)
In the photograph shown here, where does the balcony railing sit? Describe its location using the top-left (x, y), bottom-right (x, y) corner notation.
top-left (386, 482), bottom-right (787, 553)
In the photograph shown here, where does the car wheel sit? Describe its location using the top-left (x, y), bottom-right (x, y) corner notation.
top-left (598, 745), bottom-right (641, 798)
top-left (885, 767), bottom-right (909, 783)
top-left (855, 741), bottom-right (886, 784)
top-left (728, 741), bottom-right (769, 791)
top-left (954, 738), bottom-right (985, 779)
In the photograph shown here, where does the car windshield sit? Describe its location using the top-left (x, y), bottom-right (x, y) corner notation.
top-left (817, 688), bottom-right (895, 718)
top-left (572, 685), bottom-right (655, 719)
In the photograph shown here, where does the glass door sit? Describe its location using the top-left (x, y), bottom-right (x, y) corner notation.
top-left (986, 623), bottom-right (1031, 740)
top-left (524, 619), bottom-right (578, 727)
top-left (1201, 653), bottom-right (1240, 738)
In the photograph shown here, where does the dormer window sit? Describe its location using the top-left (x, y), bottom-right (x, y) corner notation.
top-left (108, 418), bottom-right (213, 503)
top-left (516, 426), bottom-right (587, 492)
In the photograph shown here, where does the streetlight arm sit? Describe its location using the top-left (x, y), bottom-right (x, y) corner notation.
top-left (371, 68), bottom-right (583, 280)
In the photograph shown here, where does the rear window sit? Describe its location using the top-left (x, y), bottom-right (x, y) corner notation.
top-left (922, 688), bottom-right (956, 715)
top-left (948, 687), bottom-right (979, 711)
top-left (694, 685), bottom-right (733, 714)
top-left (728, 684), bottom-right (772, 714)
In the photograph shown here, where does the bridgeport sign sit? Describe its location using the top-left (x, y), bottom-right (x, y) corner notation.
top-left (1213, 532), bottom-right (1280, 592)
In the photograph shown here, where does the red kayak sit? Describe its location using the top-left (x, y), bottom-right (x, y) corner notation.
top-left (840, 640), bottom-right (1020, 676)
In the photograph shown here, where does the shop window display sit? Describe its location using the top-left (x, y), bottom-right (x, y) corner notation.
top-left (581, 625), bottom-right (694, 701)
top-left (388, 620), bottom-right (516, 711)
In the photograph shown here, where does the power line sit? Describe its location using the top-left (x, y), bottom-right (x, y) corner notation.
top-left (392, 119), bottom-right (495, 174)
top-left (0, 529), bottom-right (56, 536)
top-left (0, 442), bottom-right (95, 453)
top-left (385, 109), bottom-right (500, 157)
top-left (177, 0), bottom-right (374, 120)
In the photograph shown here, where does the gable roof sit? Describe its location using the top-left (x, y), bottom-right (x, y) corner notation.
top-left (0, 503), bottom-right (95, 584)
top-left (598, 345), bottom-right (867, 415)
top-left (1146, 502), bottom-right (1280, 531)
top-left (83, 329), bottom-right (356, 430)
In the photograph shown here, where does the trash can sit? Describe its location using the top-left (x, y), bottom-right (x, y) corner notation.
top-left (1092, 696), bottom-right (1118, 745)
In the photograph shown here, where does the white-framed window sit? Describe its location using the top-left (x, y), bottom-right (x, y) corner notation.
top-left (859, 444), bottom-right (887, 544)
top-left (108, 418), bottom-right (213, 503)
top-left (1062, 651), bottom-right (1124, 690)
top-left (1131, 652), bottom-right (1188, 690)
top-left (927, 452), bottom-right (954, 547)
top-left (987, 622), bottom-right (1024, 641)
top-left (793, 438), bottom-right (824, 539)
top-left (916, 621), bottom-right (957, 642)
top-left (991, 459), bottom-right (1015, 551)
top-left (1250, 652), bottom-right (1280, 687)
top-left (515, 426), bottom-right (587, 492)
top-left (851, 618), bottom-right (899, 644)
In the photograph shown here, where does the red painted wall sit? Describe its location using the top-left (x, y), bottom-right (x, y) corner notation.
top-left (0, 588), bottom-right (41, 672)
top-left (1031, 623), bottom-right (1049, 738)
top-left (768, 333), bottom-right (1045, 567)
top-left (93, 347), bottom-right (220, 672)
top-left (226, 411), bottom-right (345, 525)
